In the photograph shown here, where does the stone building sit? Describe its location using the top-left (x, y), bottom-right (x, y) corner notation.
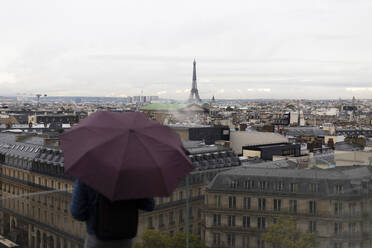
top-left (204, 166), bottom-right (372, 248)
top-left (0, 132), bottom-right (241, 247)
top-left (138, 141), bottom-right (241, 240)
top-left (0, 133), bottom-right (82, 248)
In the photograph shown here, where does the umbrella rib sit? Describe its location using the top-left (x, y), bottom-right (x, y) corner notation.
top-left (131, 132), bottom-right (170, 195)
top-left (135, 130), bottom-right (190, 162)
top-left (65, 131), bottom-right (126, 171)
top-left (111, 131), bottom-right (132, 200)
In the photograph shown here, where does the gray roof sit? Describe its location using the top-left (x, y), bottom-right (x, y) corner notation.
top-left (334, 142), bottom-right (363, 151)
top-left (284, 127), bottom-right (329, 137)
top-left (0, 132), bottom-right (63, 165)
top-left (182, 140), bottom-right (230, 154)
top-left (241, 159), bottom-right (298, 169)
top-left (208, 166), bottom-right (372, 198)
top-left (217, 166), bottom-right (371, 180)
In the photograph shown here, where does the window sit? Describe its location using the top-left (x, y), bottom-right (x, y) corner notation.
top-left (348, 242), bottom-right (355, 248)
top-left (349, 222), bottom-right (356, 233)
top-left (290, 183), bottom-right (297, 193)
top-left (309, 201), bottom-right (317, 214)
top-left (308, 221), bottom-right (317, 233)
top-left (215, 195), bottom-right (221, 208)
top-left (227, 233), bottom-right (235, 248)
top-left (147, 217), bottom-right (153, 229)
top-left (213, 214), bottom-right (221, 226)
top-left (242, 236), bottom-right (250, 248)
top-left (258, 198), bottom-right (266, 210)
top-left (349, 202), bottom-right (357, 216)
top-left (289, 200), bottom-right (297, 213)
top-left (258, 181), bottom-right (267, 191)
top-left (231, 180), bottom-right (238, 188)
top-left (243, 197), bottom-right (251, 209)
top-left (244, 180), bottom-right (254, 189)
top-left (334, 222), bottom-right (342, 234)
top-left (228, 215), bottom-right (236, 227)
top-left (257, 239), bottom-right (265, 248)
top-left (213, 233), bottom-right (220, 246)
top-left (178, 191), bottom-right (183, 200)
top-left (335, 184), bottom-right (343, 193)
top-left (169, 193), bottom-right (174, 202)
top-left (158, 214), bottom-right (164, 227)
top-left (275, 182), bottom-right (283, 191)
top-left (334, 202), bottom-right (343, 216)
top-left (179, 209), bottom-right (184, 224)
top-left (197, 208), bottom-right (201, 218)
top-left (334, 243), bottom-right (342, 248)
top-left (228, 196), bottom-right (236, 209)
top-left (51, 213), bottom-right (54, 225)
top-left (257, 217), bottom-right (266, 230)
top-left (169, 211), bottom-right (174, 224)
top-left (309, 183), bottom-right (319, 192)
top-left (274, 199), bottom-right (281, 211)
top-left (242, 216), bottom-right (250, 228)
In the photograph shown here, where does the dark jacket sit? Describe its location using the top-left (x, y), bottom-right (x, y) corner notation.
top-left (70, 179), bottom-right (155, 235)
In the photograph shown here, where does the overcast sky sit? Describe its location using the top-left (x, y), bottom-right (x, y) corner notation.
top-left (1, 0), bottom-right (372, 100)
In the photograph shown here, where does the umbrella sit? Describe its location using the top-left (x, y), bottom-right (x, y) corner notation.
top-left (61, 111), bottom-right (193, 201)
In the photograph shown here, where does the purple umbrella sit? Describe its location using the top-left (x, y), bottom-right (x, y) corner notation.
top-left (61, 111), bottom-right (193, 201)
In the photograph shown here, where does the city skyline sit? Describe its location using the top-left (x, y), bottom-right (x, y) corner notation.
top-left (1, 0), bottom-right (372, 99)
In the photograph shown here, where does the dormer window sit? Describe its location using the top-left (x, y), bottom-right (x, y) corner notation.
top-left (231, 180), bottom-right (239, 188)
top-left (258, 181), bottom-right (267, 191)
top-left (335, 184), bottom-right (343, 194)
top-left (309, 183), bottom-right (319, 193)
top-left (244, 180), bottom-right (254, 189)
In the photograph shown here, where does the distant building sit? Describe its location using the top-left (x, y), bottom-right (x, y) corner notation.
top-left (242, 143), bottom-right (301, 161)
top-left (0, 115), bottom-right (19, 128)
top-left (0, 132), bottom-right (242, 247)
top-left (204, 166), bottom-right (372, 248)
top-left (140, 103), bottom-right (208, 124)
top-left (171, 125), bottom-right (230, 145)
top-left (28, 114), bottom-right (79, 125)
top-left (128, 95), bottom-right (159, 104)
top-left (229, 131), bottom-right (288, 155)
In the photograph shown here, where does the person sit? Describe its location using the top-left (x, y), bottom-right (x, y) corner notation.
top-left (70, 179), bottom-right (155, 248)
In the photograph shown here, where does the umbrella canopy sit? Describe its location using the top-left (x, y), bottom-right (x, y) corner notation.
top-left (61, 111), bottom-right (193, 201)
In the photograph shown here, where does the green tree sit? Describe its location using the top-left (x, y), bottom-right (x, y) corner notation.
top-left (226, 106), bottom-right (234, 111)
top-left (134, 230), bottom-right (170, 248)
top-left (285, 104), bottom-right (296, 110)
top-left (135, 230), bottom-right (205, 248)
top-left (262, 216), bottom-right (317, 248)
top-left (168, 232), bottom-right (205, 248)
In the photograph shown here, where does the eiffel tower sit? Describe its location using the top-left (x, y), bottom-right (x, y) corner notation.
top-left (188, 59), bottom-right (201, 103)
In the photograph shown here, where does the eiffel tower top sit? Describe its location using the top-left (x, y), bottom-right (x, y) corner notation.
top-left (189, 59), bottom-right (201, 103)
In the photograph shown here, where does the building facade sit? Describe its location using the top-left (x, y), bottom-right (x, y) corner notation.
top-left (0, 132), bottom-right (241, 247)
top-left (204, 167), bottom-right (372, 248)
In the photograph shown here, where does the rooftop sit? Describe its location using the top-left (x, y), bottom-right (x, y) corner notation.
top-left (208, 166), bottom-right (372, 197)
top-left (284, 126), bottom-right (329, 137)
top-left (230, 131), bottom-right (288, 154)
top-left (140, 103), bottom-right (187, 111)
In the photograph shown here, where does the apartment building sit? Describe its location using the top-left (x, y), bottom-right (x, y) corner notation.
top-left (204, 166), bottom-right (372, 248)
top-left (0, 132), bottom-right (241, 247)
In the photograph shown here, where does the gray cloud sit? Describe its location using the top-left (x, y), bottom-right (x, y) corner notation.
top-left (1, 0), bottom-right (372, 99)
